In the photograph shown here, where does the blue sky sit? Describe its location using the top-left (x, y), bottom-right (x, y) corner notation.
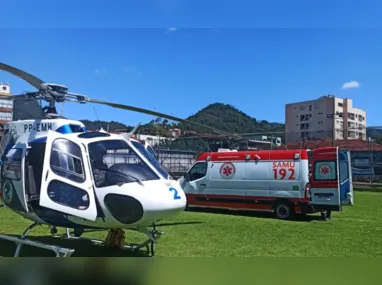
top-left (1, 0), bottom-right (382, 127)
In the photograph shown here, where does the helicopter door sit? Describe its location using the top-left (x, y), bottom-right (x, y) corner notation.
top-left (1, 143), bottom-right (29, 213)
top-left (39, 131), bottom-right (97, 221)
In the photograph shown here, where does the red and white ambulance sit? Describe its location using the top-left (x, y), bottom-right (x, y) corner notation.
top-left (179, 147), bottom-right (354, 220)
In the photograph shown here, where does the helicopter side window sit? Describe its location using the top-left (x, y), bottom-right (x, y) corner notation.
top-left (47, 180), bottom-right (90, 210)
top-left (187, 162), bottom-right (208, 182)
top-left (2, 148), bottom-right (22, 181)
top-left (88, 139), bottom-right (160, 188)
top-left (47, 139), bottom-right (89, 210)
top-left (49, 138), bottom-right (85, 183)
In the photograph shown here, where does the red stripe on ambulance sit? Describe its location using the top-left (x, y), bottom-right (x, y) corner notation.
top-left (196, 149), bottom-right (309, 162)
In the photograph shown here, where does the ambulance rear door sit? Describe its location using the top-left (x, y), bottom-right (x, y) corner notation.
top-left (310, 147), bottom-right (354, 211)
top-left (338, 150), bottom-right (354, 206)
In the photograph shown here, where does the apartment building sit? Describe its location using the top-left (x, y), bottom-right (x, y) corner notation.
top-left (0, 82), bottom-right (13, 129)
top-left (285, 95), bottom-right (366, 144)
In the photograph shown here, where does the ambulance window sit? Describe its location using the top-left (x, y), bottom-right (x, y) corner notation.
top-left (188, 162), bottom-right (208, 181)
top-left (314, 161), bottom-right (337, 181)
top-left (339, 161), bottom-right (349, 182)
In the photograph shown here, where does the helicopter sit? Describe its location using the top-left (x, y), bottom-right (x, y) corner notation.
top-left (0, 62), bottom-right (239, 257)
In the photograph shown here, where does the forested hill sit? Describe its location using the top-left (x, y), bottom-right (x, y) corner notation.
top-left (80, 102), bottom-right (285, 136)
top-left (80, 120), bottom-right (133, 132)
top-left (184, 103), bottom-right (284, 134)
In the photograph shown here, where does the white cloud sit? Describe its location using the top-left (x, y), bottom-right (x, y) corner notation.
top-left (122, 66), bottom-right (138, 73)
top-left (122, 66), bottom-right (143, 76)
top-left (341, 81), bottom-right (360, 89)
top-left (94, 68), bottom-right (108, 75)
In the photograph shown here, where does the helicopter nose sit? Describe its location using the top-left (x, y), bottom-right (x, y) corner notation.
top-left (142, 180), bottom-right (187, 221)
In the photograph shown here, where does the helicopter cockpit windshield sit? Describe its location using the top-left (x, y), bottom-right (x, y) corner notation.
top-left (88, 139), bottom-right (160, 188)
top-left (130, 140), bottom-right (170, 179)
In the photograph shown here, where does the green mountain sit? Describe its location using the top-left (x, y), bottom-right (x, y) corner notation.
top-left (80, 102), bottom-right (284, 137)
top-left (183, 103), bottom-right (284, 135)
top-left (80, 120), bottom-right (133, 132)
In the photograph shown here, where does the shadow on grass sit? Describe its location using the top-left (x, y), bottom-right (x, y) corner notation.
top-left (0, 235), bottom-right (150, 257)
top-left (185, 207), bottom-right (322, 222)
top-left (156, 221), bottom-right (204, 227)
top-left (0, 220), bottom-right (205, 257)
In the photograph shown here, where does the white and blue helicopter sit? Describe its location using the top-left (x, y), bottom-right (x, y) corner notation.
top-left (0, 62), bottom-right (236, 257)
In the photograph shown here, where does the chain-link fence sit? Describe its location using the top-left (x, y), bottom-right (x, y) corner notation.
top-left (266, 127), bottom-right (382, 184)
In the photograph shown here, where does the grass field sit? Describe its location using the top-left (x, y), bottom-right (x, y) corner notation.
top-left (1, 190), bottom-right (382, 257)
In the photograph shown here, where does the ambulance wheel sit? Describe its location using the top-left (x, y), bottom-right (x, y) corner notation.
top-left (274, 201), bottom-right (294, 220)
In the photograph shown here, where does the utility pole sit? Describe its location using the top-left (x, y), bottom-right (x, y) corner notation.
top-left (369, 136), bottom-right (373, 185)
top-left (327, 113), bottom-right (340, 146)
top-left (332, 114), bottom-right (336, 146)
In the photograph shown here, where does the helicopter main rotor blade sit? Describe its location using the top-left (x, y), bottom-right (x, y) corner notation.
top-left (0, 62), bottom-right (45, 90)
top-left (87, 98), bottom-right (241, 139)
top-left (0, 62), bottom-right (241, 139)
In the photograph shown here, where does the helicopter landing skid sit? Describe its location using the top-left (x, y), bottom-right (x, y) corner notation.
top-left (0, 222), bottom-right (75, 257)
top-left (52, 227), bottom-right (164, 257)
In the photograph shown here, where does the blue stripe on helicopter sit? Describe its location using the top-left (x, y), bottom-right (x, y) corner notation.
top-left (28, 124), bottom-right (87, 144)
top-left (55, 124), bottom-right (87, 134)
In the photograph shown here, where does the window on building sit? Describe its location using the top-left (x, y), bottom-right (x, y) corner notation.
top-left (0, 100), bottom-right (13, 108)
top-left (348, 131), bottom-right (356, 138)
top-left (2, 86), bottom-right (7, 91)
top-left (338, 102), bottom-right (343, 107)
top-left (0, 111), bottom-right (12, 121)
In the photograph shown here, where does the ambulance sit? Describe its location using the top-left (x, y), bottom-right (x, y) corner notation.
top-left (179, 147), bottom-right (354, 220)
